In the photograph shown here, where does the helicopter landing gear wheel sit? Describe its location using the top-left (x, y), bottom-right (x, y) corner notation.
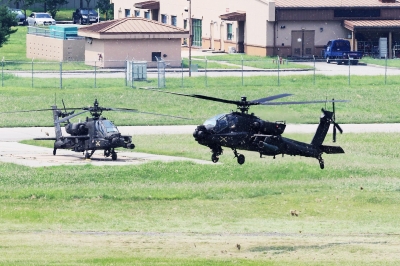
top-left (237, 154), bottom-right (245, 165)
top-left (85, 152), bottom-right (91, 159)
top-left (211, 153), bottom-right (219, 163)
top-left (232, 149), bottom-right (245, 165)
top-left (111, 151), bottom-right (117, 161)
top-left (318, 156), bottom-right (324, 169)
top-left (53, 148), bottom-right (57, 156)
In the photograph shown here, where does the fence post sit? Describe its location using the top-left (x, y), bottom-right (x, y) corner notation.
top-left (277, 56), bottom-right (280, 86)
top-left (313, 55), bottom-right (316, 85)
top-left (205, 57), bottom-right (208, 87)
top-left (385, 54), bottom-right (387, 85)
top-left (59, 61), bottom-right (62, 89)
top-left (31, 58), bottom-right (34, 88)
top-left (181, 59), bottom-right (184, 88)
top-left (125, 60), bottom-right (128, 87)
top-left (94, 61), bottom-right (97, 88)
top-left (1, 57), bottom-right (4, 87)
top-left (241, 55), bottom-right (244, 86)
top-left (348, 55), bottom-right (350, 86)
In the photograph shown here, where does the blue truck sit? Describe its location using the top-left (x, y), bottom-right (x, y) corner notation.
top-left (323, 39), bottom-right (363, 65)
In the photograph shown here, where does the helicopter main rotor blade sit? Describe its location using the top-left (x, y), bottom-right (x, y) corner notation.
top-left (108, 108), bottom-right (191, 120)
top-left (260, 100), bottom-right (349, 105)
top-left (250, 93), bottom-right (293, 104)
top-left (57, 110), bottom-right (89, 123)
top-left (0, 108), bottom-right (56, 113)
top-left (139, 88), bottom-right (242, 105)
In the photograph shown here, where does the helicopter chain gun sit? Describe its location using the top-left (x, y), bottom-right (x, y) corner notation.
top-left (139, 88), bottom-right (348, 168)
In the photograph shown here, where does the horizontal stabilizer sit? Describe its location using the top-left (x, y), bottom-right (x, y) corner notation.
top-left (320, 145), bottom-right (345, 154)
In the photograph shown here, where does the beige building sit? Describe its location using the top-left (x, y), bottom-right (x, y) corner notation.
top-left (26, 26), bottom-right (85, 61)
top-left (111, 0), bottom-right (400, 58)
top-left (78, 17), bottom-right (189, 68)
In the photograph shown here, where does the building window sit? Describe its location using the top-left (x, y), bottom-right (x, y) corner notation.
top-left (227, 23), bottom-right (233, 40)
top-left (161, 14), bottom-right (167, 24)
top-left (183, 19), bottom-right (188, 45)
top-left (125, 9), bottom-right (131, 17)
top-left (144, 11), bottom-right (150, 19)
top-left (171, 15), bottom-right (177, 26)
top-left (152, 52), bottom-right (162, 61)
top-left (192, 19), bottom-right (202, 47)
top-left (134, 10), bottom-right (140, 17)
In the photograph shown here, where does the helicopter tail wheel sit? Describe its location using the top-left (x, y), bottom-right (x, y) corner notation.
top-left (53, 148), bottom-right (57, 156)
top-left (318, 156), bottom-right (324, 169)
top-left (211, 153), bottom-right (219, 163)
top-left (111, 151), bottom-right (117, 161)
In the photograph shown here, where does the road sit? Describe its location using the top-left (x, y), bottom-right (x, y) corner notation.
top-left (6, 61), bottom-right (400, 79)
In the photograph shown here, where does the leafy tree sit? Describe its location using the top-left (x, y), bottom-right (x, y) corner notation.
top-left (96, 0), bottom-right (113, 20)
top-left (40, 0), bottom-right (69, 18)
top-left (0, 6), bottom-right (18, 48)
top-left (8, 0), bottom-right (36, 21)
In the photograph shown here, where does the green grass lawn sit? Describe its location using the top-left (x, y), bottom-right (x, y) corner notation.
top-left (361, 56), bottom-right (400, 68)
top-left (1, 74), bottom-right (400, 127)
top-left (2, 132), bottom-right (400, 265)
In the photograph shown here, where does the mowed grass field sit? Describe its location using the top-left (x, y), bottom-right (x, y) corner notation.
top-left (1, 26), bottom-right (400, 265)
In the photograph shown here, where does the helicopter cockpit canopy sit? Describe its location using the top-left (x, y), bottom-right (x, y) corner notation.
top-left (95, 119), bottom-right (119, 137)
top-left (203, 113), bottom-right (239, 133)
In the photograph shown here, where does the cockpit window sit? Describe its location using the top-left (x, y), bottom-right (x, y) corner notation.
top-left (203, 114), bottom-right (238, 133)
top-left (102, 120), bottom-right (119, 133)
top-left (95, 120), bottom-right (119, 137)
top-left (203, 114), bottom-right (225, 130)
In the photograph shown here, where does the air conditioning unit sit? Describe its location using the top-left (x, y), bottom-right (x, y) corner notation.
top-left (228, 46), bottom-right (236, 54)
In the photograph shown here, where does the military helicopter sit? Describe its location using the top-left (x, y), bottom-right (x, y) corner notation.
top-left (8, 99), bottom-right (188, 160)
top-left (139, 89), bottom-right (347, 168)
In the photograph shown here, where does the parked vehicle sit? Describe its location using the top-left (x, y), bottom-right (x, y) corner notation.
top-left (27, 12), bottom-right (56, 26)
top-left (72, 9), bottom-right (99, 24)
top-left (9, 8), bottom-right (27, 26)
top-left (323, 39), bottom-right (363, 65)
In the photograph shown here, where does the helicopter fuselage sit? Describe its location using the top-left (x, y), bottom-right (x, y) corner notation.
top-left (193, 111), bottom-right (286, 152)
top-left (55, 117), bottom-right (134, 154)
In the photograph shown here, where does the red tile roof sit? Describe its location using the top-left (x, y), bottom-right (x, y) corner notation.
top-left (79, 17), bottom-right (188, 34)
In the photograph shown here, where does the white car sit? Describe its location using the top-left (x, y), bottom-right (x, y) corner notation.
top-left (27, 12), bottom-right (56, 26)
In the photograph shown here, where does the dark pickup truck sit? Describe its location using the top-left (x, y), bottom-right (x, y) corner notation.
top-left (323, 39), bottom-right (363, 65)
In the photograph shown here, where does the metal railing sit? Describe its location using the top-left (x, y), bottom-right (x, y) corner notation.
top-left (0, 56), bottom-right (395, 89)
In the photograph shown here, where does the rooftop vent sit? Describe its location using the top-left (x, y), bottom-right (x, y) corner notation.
top-left (379, 0), bottom-right (395, 3)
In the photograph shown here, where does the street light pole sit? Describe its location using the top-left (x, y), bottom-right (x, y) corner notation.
top-left (188, 0), bottom-right (192, 77)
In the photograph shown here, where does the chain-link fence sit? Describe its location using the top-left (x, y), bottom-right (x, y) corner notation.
top-left (0, 56), bottom-right (396, 89)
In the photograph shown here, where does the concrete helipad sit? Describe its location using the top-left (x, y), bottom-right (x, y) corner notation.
top-left (0, 142), bottom-right (213, 167)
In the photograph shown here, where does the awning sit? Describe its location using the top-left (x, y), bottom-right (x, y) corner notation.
top-left (344, 20), bottom-right (400, 31)
top-left (134, 0), bottom-right (159, 9)
top-left (219, 12), bottom-right (246, 21)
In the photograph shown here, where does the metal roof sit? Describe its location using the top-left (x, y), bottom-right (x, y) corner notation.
top-left (78, 17), bottom-right (189, 39)
top-left (219, 12), bottom-right (246, 21)
top-left (133, 0), bottom-right (160, 10)
top-left (275, 0), bottom-right (400, 8)
top-left (344, 19), bottom-right (400, 30)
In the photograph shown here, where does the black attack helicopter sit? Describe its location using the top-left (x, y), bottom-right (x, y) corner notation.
top-left (12, 99), bottom-right (188, 160)
top-left (140, 89), bottom-right (347, 169)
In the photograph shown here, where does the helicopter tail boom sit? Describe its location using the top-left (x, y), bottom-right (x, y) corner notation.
top-left (52, 106), bottom-right (63, 141)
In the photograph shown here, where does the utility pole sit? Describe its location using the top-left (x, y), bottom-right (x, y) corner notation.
top-left (188, 0), bottom-right (192, 77)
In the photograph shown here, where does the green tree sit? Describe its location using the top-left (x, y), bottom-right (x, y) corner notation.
top-left (40, 0), bottom-right (68, 19)
top-left (9, 0), bottom-right (36, 22)
top-left (0, 6), bottom-right (18, 48)
top-left (95, 0), bottom-right (113, 21)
